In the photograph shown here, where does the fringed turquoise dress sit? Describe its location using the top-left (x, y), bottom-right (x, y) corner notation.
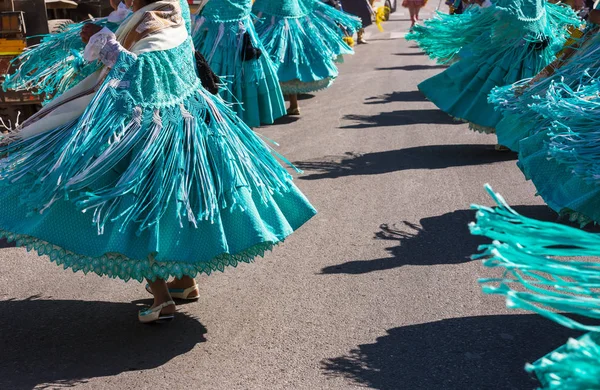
top-left (0, 0), bottom-right (316, 282)
top-left (3, 3), bottom-right (131, 104)
top-left (489, 24), bottom-right (590, 152)
top-left (406, 3), bottom-right (496, 65)
top-left (418, 0), bottom-right (578, 134)
top-left (499, 28), bottom-right (600, 225)
top-left (192, 0), bottom-right (286, 128)
top-left (517, 82), bottom-right (600, 226)
top-left (252, 0), bottom-right (361, 94)
top-left (470, 185), bottom-right (600, 389)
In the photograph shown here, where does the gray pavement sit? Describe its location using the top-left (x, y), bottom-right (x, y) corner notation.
top-left (0, 4), bottom-right (581, 390)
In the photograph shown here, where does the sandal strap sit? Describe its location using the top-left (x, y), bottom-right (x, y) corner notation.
top-left (157, 300), bottom-right (175, 310)
top-left (181, 285), bottom-right (198, 297)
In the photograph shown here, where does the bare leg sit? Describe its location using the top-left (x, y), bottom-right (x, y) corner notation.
top-left (287, 94), bottom-right (300, 115)
top-left (408, 7), bottom-right (416, 27)
top-left (415, 6), bottom-right (420, 21)
top-left (289, 94), bottom-right (298, 110)
top-left (146, 278), bottom-right (176, 314)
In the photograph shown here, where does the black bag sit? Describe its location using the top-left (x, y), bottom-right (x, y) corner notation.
top-left (194, 51), bottom-right (220, 95)
top-left (323, 0), bottom-right (342, 10)
top-left (241, 32), bottom-right (262, 62)
top-left (530, 36), bottom-right (550, 51)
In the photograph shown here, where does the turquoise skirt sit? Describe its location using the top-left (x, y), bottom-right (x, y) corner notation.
top-left (253, 2), bottom-right (357, 94)
top-left (0, 86), bottom-right (316, 282)
top-left (518, 130), bottom-right (600, 226)
top-left (528, 332), bottom-right (600, 388)
top-left (419, 39), bottom-right (552, 133)
top-left (490, 29), bottom-right (600, 152)
top-left (514, 36), bottom-right (600, 225)
top-left (0, 180), bottom-right (315, 282)
top-left (419, 2), bottom-right (576, 136)
top-left (490, 75), bottom-right (558, 152)
top-left (193, 15), bottom-right (286, 128)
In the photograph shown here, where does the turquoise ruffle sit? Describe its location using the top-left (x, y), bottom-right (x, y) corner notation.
top-left (472, 185), bottom-right (600, 331)
top-left (406, 5), bottom-right (496, 65)
top-left (528, 333), bottom-right (600, 389)
top-left (3, 18), bottom-right (118, 103)
top-left (470, 185), bottom-right (600, 388)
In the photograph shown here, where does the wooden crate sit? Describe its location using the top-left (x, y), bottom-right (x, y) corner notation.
top-left (0, 11), bottom-right (24, 36)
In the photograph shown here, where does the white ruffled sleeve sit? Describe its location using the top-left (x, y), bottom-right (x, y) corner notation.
top-left (107, 2), bottom-right (132, 23)
top-left (84, 27), bottom-right (137, 68)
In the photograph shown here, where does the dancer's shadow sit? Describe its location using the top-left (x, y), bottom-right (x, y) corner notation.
top-left (321, 206), bottom-right (555, 275)
top-left (272, 115), bottom-right (300, 125)
top-left (298, 94), bottom-right (316, 100)
top-left (342, 110), bottom-right (460, 128)
top-left (0, 237), bottom-right (16, 249)
top-left (322, 314), bottom-right (580, 390)
top-left (364, 91), bottom-right (427, 104)
top-left (284, 94), bottom-right (315, 101)
top-left (393, 52), bottom-right (426, 56)
top-left (0, 297), bottom-right (207, 389)
top-left (296, 144), bottom-right (517, 181)
top-left (376, 65), bottom-right (448, 71)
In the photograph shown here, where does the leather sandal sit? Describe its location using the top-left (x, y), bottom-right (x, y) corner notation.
top-left (145, 283), bottom-right (199, 300)
top-left (138, 300), bottom-right (176, 324)
top-left (287, 107), bottom-right (300, 116)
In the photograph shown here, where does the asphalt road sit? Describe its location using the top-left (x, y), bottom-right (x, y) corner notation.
top-left (0, 5), bottom-right (582, 390)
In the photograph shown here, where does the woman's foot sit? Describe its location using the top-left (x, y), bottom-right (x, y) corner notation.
top-left (167, 277), bottom-right (199, 299)
top-left (286, 94), bottom-right (300, 115)
top-left (140, 278), bottom-right (176, 323)
top-left (145, 276), bottom-right (200, 300)
top-left (138, 300), bottom-right (176, 323)
top-left (287, 107), bottom-right (301, 115)
top-left (357, 29), bottom-right (368, 44)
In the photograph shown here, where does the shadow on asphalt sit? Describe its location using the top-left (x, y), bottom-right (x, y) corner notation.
top-left (0, 237), bottom-right (16, 249)
top-left (376, 65), bottom-right (448, 71)
top-left (321, 314), bottom-right (580, 390)
top-left (393, 52), bottom-right (427, 56)
top-left (0, 297), bottom-right (207, 389)
top-left (365, 91), bottom-right (427, 104)
top-left (341, 109), bottom-right (458, 128)
top-left (271, 115), bottom-right (300, 125)
top-left (320, 205), bottom-right (556, 275)
top-left (283, 94), bottom-right (315, 101)
top-left (295, 144), bottom-right (517, 180)
top-left (298, 93), bottom-right (316, 100)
